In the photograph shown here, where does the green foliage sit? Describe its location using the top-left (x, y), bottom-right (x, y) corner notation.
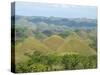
top-left (62, 54), bottom-right (80, 70)
top-left (16, 62), bottom-right (30, 73)
top-left (79, 55), bottom-right (97, 69)
top-left (29, 63), bottom-right (48, 72)
top-left (15, 25), bottom-right (28, 42)
top-left (58, 30), bottom-right (72, 38)
top-left (15, 51), bottom-right (97, 73)
top-left (34, 31), bottom-right (47, 40)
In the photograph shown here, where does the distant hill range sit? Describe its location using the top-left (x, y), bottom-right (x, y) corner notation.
top-left (13, 15), bottom-right (97, 29)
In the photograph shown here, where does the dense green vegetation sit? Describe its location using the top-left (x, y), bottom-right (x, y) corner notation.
top-left (12, 16), bottom-right (97, 73)
top-left (15, 51), bottom-right (97, 73)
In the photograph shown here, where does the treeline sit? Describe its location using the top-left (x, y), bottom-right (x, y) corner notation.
top-left (16, 51), bottom-right (97, 73)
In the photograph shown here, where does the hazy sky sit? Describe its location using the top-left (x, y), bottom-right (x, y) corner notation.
top-left (15, 2), bottom-right (97, 19)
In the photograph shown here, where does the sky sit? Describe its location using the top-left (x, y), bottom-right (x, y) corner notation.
top-left (15, 2), bottom-right (97, 19)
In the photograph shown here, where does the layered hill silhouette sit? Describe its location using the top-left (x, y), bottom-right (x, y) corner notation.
top-left (15, 34), bottom-right (96, 63)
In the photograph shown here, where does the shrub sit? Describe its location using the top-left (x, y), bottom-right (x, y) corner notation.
top-left (62, 54), bottom-right (80, 70)
top-left (29, 63), bottom-right (48, 72)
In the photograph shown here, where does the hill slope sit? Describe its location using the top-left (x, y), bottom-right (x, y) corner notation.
top-left (57, 33), bottom-right (96, 55)
top-left (15, 37), bottom-right (50, 63)
top-left (43, 35), bottom-right (64, 50)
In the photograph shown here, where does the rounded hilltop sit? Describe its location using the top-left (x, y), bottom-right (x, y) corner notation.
top-left (43, 35), bottom-right (64, 50)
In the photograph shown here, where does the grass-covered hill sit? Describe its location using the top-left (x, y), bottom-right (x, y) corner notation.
top-left (57, 33), bottom-right (96, 56)
top-left (43, 35), bottom-right (64, 50)
top-left (15, 37), bottom-right (50, 64)
top-left (15, 34), bottom-right (96, 64)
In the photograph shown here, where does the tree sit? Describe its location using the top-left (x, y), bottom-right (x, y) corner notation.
top-left (62, 54), bottom-right (80, 70)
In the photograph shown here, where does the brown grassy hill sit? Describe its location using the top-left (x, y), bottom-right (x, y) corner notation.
top-left (57, 32), bottom-right (96, 56)
top-left (43, 35), bottom-right (64, 50)
top-left (15, 37), bottom-right (50, 63)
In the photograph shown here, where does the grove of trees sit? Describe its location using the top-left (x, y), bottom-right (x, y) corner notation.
top-left (16, 51), bottom-right (97, 73)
